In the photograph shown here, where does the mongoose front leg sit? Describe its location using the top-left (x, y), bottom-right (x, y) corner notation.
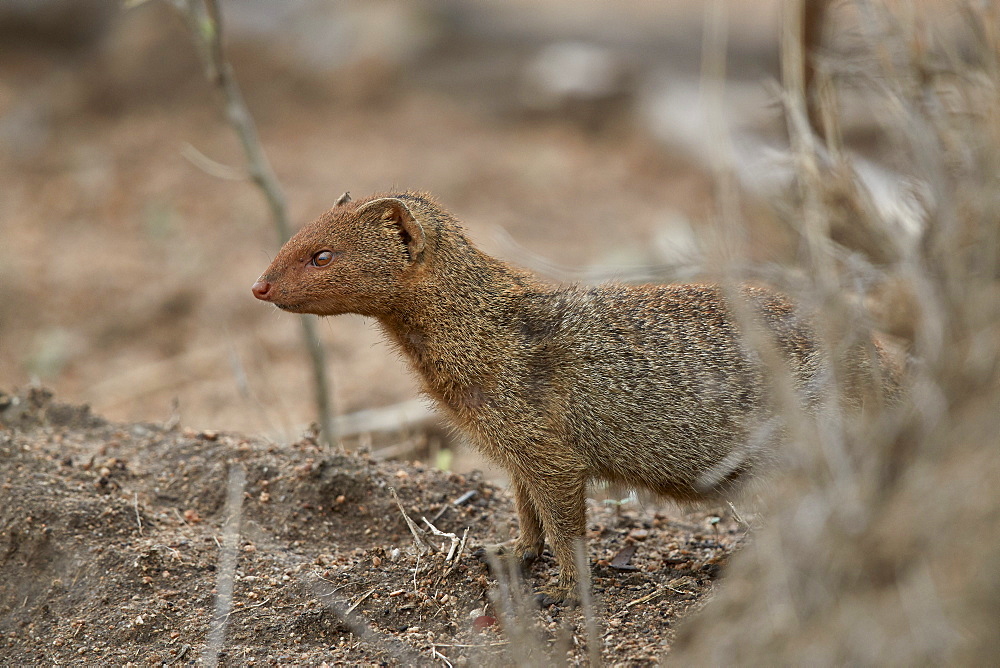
top-left (477, 474), bottom-right (545, 574)
top-left (523, 468), bottom-right (588, 607)
top-left (511, 477), bottom-right (546, 566)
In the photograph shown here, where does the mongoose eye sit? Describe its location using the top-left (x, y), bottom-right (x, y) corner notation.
top-left (310, 250), bottom-right (337, 267)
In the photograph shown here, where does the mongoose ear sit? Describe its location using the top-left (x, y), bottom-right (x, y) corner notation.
top-left (357, 197), bottom-right (426, 260)
top-left (335, 191), bottom-right (352, 206)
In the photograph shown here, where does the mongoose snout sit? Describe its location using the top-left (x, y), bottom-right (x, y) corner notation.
top-left (254, 190), bottom-right (898, 604)
top-left (251, 279), bottom-right (272, 301)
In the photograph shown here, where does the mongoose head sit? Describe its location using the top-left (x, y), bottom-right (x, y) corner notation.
top-left (252, 193), bottom-right (427, 317)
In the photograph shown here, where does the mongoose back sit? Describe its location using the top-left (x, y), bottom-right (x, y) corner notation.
top-left (252, 191), bottom-right (888, 603)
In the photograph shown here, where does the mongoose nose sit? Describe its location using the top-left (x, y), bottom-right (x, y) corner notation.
top-left (252, 280), bottom-right (272, 301)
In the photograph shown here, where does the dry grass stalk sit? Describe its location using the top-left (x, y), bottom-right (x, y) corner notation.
top-left (672, 1), bottom-right (1000, 663)
top-left (202, 465), bottom-right (245, 667)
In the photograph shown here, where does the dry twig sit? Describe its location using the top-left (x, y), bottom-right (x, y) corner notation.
top-left (345, 587), bottom-right (378, 616)
top-left (421, 518), bottom-right (461, 562)
top-left (168, 0), bottom-right (335, 448)
top-left (389, 486), bottom-right (434, 554)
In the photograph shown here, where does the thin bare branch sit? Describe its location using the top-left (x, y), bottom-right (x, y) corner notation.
top-left (171, 0), bottom-right (335, 447)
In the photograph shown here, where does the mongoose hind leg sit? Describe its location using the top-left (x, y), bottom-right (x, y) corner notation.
top-left (475, 478), bottom-right (545, 575)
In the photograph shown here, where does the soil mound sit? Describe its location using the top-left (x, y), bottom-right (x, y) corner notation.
top-left (0, 388), bottom-right (738, 664)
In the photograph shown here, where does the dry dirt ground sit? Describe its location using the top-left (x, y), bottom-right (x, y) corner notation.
top-left (1, 388), bottom-right (741, 665)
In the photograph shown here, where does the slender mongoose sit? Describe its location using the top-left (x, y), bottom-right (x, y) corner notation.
top-left (252, 191), bottom-right (895, 604)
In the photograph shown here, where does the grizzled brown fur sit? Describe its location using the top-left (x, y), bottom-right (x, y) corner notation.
top-left (252, 191), bottom-right (892, 602)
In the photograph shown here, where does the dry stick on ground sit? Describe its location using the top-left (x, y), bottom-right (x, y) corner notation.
top-left (421, 518), bottom-right (462, 562)
top-left (171, 0), bottom-right (336, 448)
top-left (334, 398), bottom-right (438, 440)
top-left (389, 486), bottom-right (435, 555)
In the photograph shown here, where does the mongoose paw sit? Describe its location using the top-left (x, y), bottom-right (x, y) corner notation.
top-left (535, 585), bottom-right (580, 609)
top-left (510, 541), bottom-right (543, 568)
